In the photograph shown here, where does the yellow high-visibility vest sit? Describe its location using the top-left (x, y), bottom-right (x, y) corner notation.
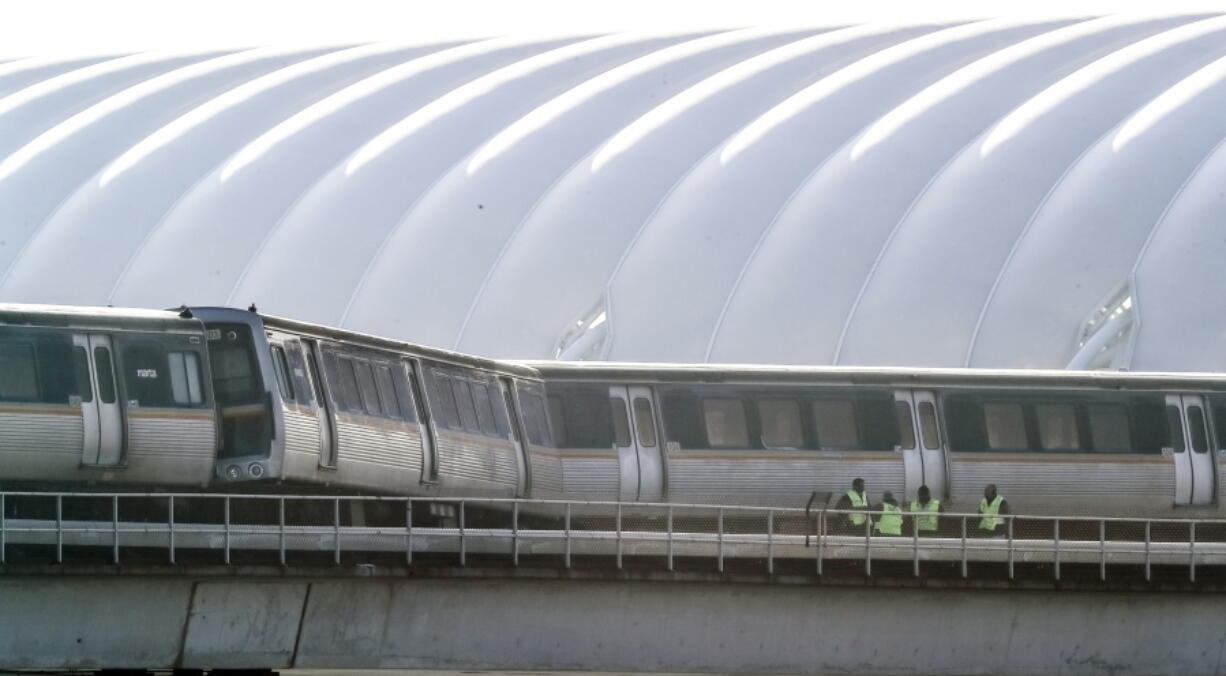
top-left (979, 495), bottom-right (1005, 532)
top-left (846, 490), bottom-right (868, 526)
top-left (910, 499), bottom-right (941, 532)
top-left (874, 503), bottom-right (903, 535)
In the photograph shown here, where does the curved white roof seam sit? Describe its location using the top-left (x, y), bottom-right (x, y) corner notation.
top-left (339, 27), bottom-right (821, 346)
top-left (831, 14), bottom-right (1203, 367)
top-left (1, 19), bottom-right (1225, 372)
top-left (231, 32), bottom-right (701, 326)
top-left (603, 17), bottom-right (1078, 363)
top-left (452, 22), bottom-right (945, 356)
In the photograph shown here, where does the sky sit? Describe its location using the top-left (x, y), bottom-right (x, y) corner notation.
top-left (3, 0), bottom-right (1225, 58)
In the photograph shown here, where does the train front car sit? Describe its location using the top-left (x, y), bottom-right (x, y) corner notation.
top-left (0, 304), bottom-right (217, 489)
top-left (191, 307), bottom-right (281, 485)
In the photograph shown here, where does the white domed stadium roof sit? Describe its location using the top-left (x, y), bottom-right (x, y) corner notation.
top-left (1, 14), bottom-right (1225, 371)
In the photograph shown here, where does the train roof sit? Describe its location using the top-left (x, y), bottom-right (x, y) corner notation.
top-left (259, 312), bottom-right (541, 379)
top-left (0, 303), bottom-right (203, 333)
top-left (516, 360), bottom-right (1226, 392)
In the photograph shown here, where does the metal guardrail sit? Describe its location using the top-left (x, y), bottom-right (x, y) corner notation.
top-left (3, 491), bottom-right (1226, 582)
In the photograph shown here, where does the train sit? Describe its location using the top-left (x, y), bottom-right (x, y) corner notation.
top-left (2, 303), bottom-right (1225, 517)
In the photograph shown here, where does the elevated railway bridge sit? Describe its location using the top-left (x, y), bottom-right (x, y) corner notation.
top-left (3, 491), bottom-right (1226, 675)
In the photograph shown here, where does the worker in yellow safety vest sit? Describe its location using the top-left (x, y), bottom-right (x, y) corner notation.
top-left (909, 484), bottom-right (943, 535)
top-left (874, 491), bottom-right (903, 536)
top-left (978, 484), bottom-right (1010, 536)
top-left (834, 478), bottom-right (870, 531)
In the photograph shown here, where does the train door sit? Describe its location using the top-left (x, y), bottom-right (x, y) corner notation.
top-left (1167, 394), bottom-right (1215, 505)
top-left (408, 359), bottom-right (438, 483)
top-left (500, 377), bottom-right (530, 497)
top-left (609, 385), bottom-right (664, 501)
top-left (302, 340), bottom-right (337, 469)
top-left (74, 334), bottom-right (122, 466)
top-left (894, 391), bottom-right (923, 500)
top-left (914, 391), bottom-right (946, 500)
top-left (894, 390), bottom-right (946, 500)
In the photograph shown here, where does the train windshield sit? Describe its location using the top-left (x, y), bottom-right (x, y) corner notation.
top-left (206, 323), bottom-right (271, 459)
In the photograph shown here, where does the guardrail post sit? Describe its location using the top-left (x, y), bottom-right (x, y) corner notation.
top-left (717, 507), bottom-right (724, 573)
top-left (1094, 517), bottom-right (1113, 582)
top-left (667, 504), bottom-right (674, 572)
top-left (816, 508), bottom-right (825, 576)
top-left (168, 496), bottom-right (175, 565)
top-left (564, 502), bottom-right (572, 569)
top-left (960, 515), bottom-right (967, 579)
top-left (1053, 518), bottom-right (1060, 582)
top-left (334, 498), bottom-right (341, 565)
top-left (56, 494), bottom-right (63, 563)
top-left (616, 502), bottom-right (623, 570)
top-left (224, 496), bottom-right (231, 565)
top-left (458, 500), bottom-right (466, 567)
top-left (1189, 521), bottom-right (1196, 583)
top-left (864, 509), bottom-right (872, 577)
top-left (1007, 516), bottom-right (1014, 580)
top-left (765, 510), bottom-right (774, 574)
top-left (112, 494), bottom-right (120, 564)
top-left (767, 509), bottom-right (774, 575)
top-left (512, 501), bottom-right (519, 567)
top-left (405, 499), bottom-right (412, 566)
top-left (1144, 520), bottom-right (1151, 582)
top-left (278, 496), bottom-right (286, 566)
top-left (912, 511), bottom-right (920, 578)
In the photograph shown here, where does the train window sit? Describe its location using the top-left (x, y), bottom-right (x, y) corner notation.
top-left (389, 365), bottom-right (418, 422)
top-left (611, 397), bottom-right (632, 447)
top-left (270, 346), bottom-right (294, 402)
top-left (984, 403), bottom-right (1027, 450)
top-left (472, 383), bottom-right (499, 435)
top-left (1087, 404), bottom-right (1132, 452)
top-left (332, 357), bottom-right (361, 413)
top-left (122, 342), bottom-right (174, 407)
top-left (433, 373), bottom-right (462, 428)
top-left (519, 391), bottom-right (553, 446)
top-left (167, 351), bottom-right (203, 405)
top-left (758, 399), bottom-right (802, 448)
top-left (94, 347), bottom-right (116, 405)
top-left (1166, 405), bottom-right (1186, 452)
top-left (894, 402), bottom-right (915, 449)
top-left (551, 389), bottom-right (613, 448)
top-left (662, 392), bottom-right (705, 449)
top-left (703, 398), bottom-right (749, 448)
top-left (858, 397), bottom-right (899, 449)
top-left (284, 345), bottom-right (314, 406)
top-left (1131, 400), bottom-right (1166, 453)
top-left (373, 365), bottom-right (400, 418)
top-left (0, 341), bottom-right (39, 401)
top-left (72, 347), bottom-right (93, 403)
top-left (1035, 404), bottom-right (1078, 451)
top-left (453, 380), bottom-right (480, 432)
top-left (1215, 405), bottom-right (1226, 450)
top-left (944, 398), bottom-right (985, 451)
top-left (634, 397), bottom-right (657, 447)
top-left (547, 395), bottom-right (567, 446)
top-left (1188, 406), bottom-right (1209, 454)
top-left (813, 399), bottom-right (857, 449)
top-left (918, 402), bottom-right (940, 450)
top-left (207, 324), bottom-right (262, 405)
top-left (354, 361), bottom-right (382, 415)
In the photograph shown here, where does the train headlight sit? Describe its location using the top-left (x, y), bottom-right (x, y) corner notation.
top-left (248, 463), bottom-right (265, 479)
top-left (226, 464), bottom-right (242, 480)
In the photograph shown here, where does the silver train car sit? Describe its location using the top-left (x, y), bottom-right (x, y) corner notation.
top-left (3, 304), bottom-right (1226, 518)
